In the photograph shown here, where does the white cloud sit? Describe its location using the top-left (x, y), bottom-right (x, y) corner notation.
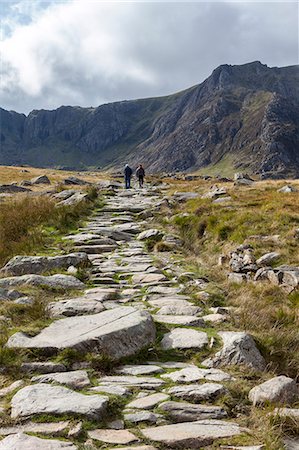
top-left (0, 0), bottom-right (298, 113)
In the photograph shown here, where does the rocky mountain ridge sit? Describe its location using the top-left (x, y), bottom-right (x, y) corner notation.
top-left (1, 61), bottom-right (299, 178)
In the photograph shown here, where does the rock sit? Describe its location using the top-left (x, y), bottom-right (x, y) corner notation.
top-left (228, 273), bottom-right (248, 284)
top-left (89, 385), bottom-right (130, 397)
top-left (137, 229), bottom-right (163, 240)
top-left (221, 446), bottom-right (264, 449)
top-left (234, 178), bottom-right (254, 186)
top-left (277, 185), bottom-right (297, 193)
top-left (0, 184), bottom-right (31, 193)
top-left (132, 273), bottom-right (167, 284)
top-left (234, 173), bottom-right (253, 181)
top-left (173, 192), bottom-right (200, 201)
top-left (109, 447), bottom-right (157, 450)
top-left (283, 438), bottom-right (299, 450)
top-left (0, 288), bottom-right (24, 301)
top-left (107, 419), bottom-right (124, 429)
top-left (48, 298), bottom-right (105, 317)
top-left (127, 393), bottom-right (169, 410)
top-left (68, 421), bottom-right (83, 438)
top-left (159, 401), bottom-right (227, 422)
top-left (13, 296), bottom-right (34, 305)
top-left (202, 331), bottom-right (266, 371)
top-left (156, 304), bottom-right (202, 316)
top-left (11, 384), bottom-right (108, 419)
top-left (116, 364), bottom-right (163, 376)
top-left (63, 176), bottom-right (90, 185)
top-left (147, 286), bottom-right (181, 295)
top-left (256, 252), bottom-right (280, 266)
top-left (7, 307), bottom-right (156, 359)
top-left (21, 362), bottom-right (66, 374)
top-left (97, 375), bottom-right (164, 390)
top-left (147, 296), bottom-right (191, 309)
top-left (166, 383), bottom-right (227, 402)
top-left (31, 370), bottom-right (91, 389)
top-left (58, 191), bottom-right (88, 206)
top-left (124, 410), bottom-right (162, 424)
top-left (0, 433), bottom-right (77, 449)
top-left (161, 367), bottom-right (232, 383)
top-left (88, 429), bottom-right (138, 445)
top-left (273, 407), bottom-right (299, 418)
top-left (1, 252), bottom-right (89, 276)
top-left (213, 196), bottom-right (232, 203)
top-left (0, 274), bottom-right (84, 290)
top-left (201, 186), bottom-right (227, 199)
top-left (154, 315), bottom-right (205, 327)
top-left (0, 380), bottom-right (24, 398)
top-left (202, 313), bottom-right (229, 323)
top-left (141, 420), bottom-right (242, 448)
top-left (161, 328), bottom-right (208, 350)
top-left (248, 376), bottom-right (298, 406)
top-left (0, 421), bottom-right (70, 436)
top-left (31, 175), bottom-right (51, 184)
top-left (53, 189), bottom-right (77, 200)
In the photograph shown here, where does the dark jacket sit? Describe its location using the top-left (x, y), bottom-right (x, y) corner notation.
top-left (136, 167), bottom-right (145, 177)
top-left (124, 166), bottom-right (133, 177)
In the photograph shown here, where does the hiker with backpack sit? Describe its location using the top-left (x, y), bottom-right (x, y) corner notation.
top-left (136, 164), bottom-right (145, 188)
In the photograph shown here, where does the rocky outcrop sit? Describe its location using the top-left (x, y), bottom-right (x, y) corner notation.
top-left (1, 62), bottom-right (298, 177)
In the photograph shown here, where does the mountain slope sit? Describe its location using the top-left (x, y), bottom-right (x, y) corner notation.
top-left (1, 61), bottom-right (299, 177)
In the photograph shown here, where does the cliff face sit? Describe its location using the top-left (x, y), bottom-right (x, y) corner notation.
top-left (1, 61), bottom-right (299, 177)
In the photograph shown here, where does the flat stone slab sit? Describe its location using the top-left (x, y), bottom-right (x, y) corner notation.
top-left (202, 313), bottom-right (229, 323)
top-left (132, 273), bottom-right (167, 284)
top-left (97, 375), bottom-right (165, 390)
top-left (88, 429), bottom-right (138, 444)
top-left (166, 383), bottom-right (227, 402)
top-left (273, 408), bottom-right (299, 419)
top-left (141, 420), bottom-right (243, 448)
top-left (108, 447), bottom-right (157, 450)
top-left (11, 384), bottom-right (108, 420)
top-left (161, 328), bottom-right (208, 350)
top-left (0, 421), bottom-right (70, 436)
top-left (161, 367), bottom-right (232, 383)
top-left (127, 393), bottom-right (169, 410)
top-left (0, 433), bottom-right (77, 449)
top-left (0, 380), bottom-right (24, 398)
top-left (124, 410), bottom-right (163, 424)
top-left (6, 307), bottom-right (155, 360)
top-left (21, 362), bottom-right (66, 374)
top-left (202, 331), bottom-right (266, 371)
top-left (157, 304), bottom-right (202, 316)
top-left (89, 385), bottom-right (130, 397)
top-left (48, 299), bottom-right (105, 317)
top-left (148, 297), bottom-right (192, 308)
top-left (154, 315), bottom-right (205, 327)
top-left (0, 274), bottom-right (84, 290)
top-left (31, 370), bottom-right (91, 389)
top-left (116, 364), bottom-right (163, 376)
top-left (159, 401), bottom-right (227, 422)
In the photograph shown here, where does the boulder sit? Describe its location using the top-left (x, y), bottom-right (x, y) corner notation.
top-left (48, 299), bottom-right (105, 317)
top-left (161, 367), bottom-right (232, 383)
top-left (53, 190), bottom-right (77, 200)
top-left (6, 307), bottom-right (156, 359)
top-left (141, 420), bottom-right (243, 448)
top-left (31, 175), bottom-right (51, 184)
top-left (202, 331), bottom-right (266, 371)
top-left (0, 274), bottom-right (84, 290)
top-left (63, 176), bottom-right (90, 185)
top-left (156, 304), bottom-right (202, 316)
top-left (277, 185), bottom-right (297, 193)
top-left (21, 362), bottom-right (66, 374)
top-left (0, 433), bottom-right (77, 450)
top-left (124, 410), bottom-right (162, 424)
top-left (57, 192), bottom-right (88, 206)
top-left (137, 229), bottom-right (163, 240)
top-left (161, 328), bottom-right (208, 350)
top-left (1, 253), bottom-right (89, 276)
top-left (248, 376), bottom-right (298, 406)
top-left (159, 401), bottom-right (227, 422)
top-left (11, 384), bottom-right (108, 419)
top-left (0, 184), bottom-right (31, 193)
top-left (256, 252), bottom-right (280, 266)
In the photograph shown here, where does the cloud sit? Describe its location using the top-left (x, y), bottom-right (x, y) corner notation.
top-left (0, 0), bottom-right (298, 114)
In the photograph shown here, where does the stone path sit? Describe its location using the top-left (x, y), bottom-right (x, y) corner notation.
top-left (0, 184), bottom-right (297, 449)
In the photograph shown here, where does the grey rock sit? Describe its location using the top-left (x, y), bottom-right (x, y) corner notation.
top-left (0, 421), bottom-right (70, 437)
top-left (88, 429), bottom-right (138, 444)
top-left (31, 175), bottom-right (51, 184)
top-left (154, 315), bottom-right (205, 327)
top-left (202, 313), bottom-right (229, 323)
top-left (256, 252), bottom-right (280, 266)
top-left (107, 419), bottom-right (124, 429)
top-left (58, 192), bottom-right (88, 206)
top-left (48, 298), bottom-right (105, 317)
top-left (273, 407), bottom-right (299, 418)
top-left (116, 364), bottom-right (163, 376)
top-left (132, 272), bottom-right (167, 284)
top-left (228, 273), bottom-right (249, 284)
top-left (166, 383), bottom-right (227, 402)
top-left (64, 176), bottom-right (90, 185)
top-left (21, 362), bottom-right (66, 374)
top-left (0, 274), bottom-right (84, 290)
top-left (161, 367), bottom-right (232, 383)
top-left (53, 189), bottom-right (77, 200)
top-left (0, 184), bottom-right (31, 193)
top-left (277, 185), bottom-right (297, 193)
top-left (159, 401), bottom-right (227, 422)
top-left (248, 376), bottom-right (298, 406)
top-left (1, 252), bottom-right (89, 276)
top-left (97, 375), bottom-right (164, 390)
top-left (161, 328), bottom-right (208, 350)
top-left (213, 196), bottom-right (232, 203)
top-left (202, 331), bottom-right (266, 371)
top-left (156, 304), bottom-right (202, 316)
top-left (7, 307), bottom-right (155, 360)
top-left (141, 420), bottom-right (242, 448)
top-left (89, 385), bottom-right (130, 397)
top-left (0, 433), bottom-right (76, 449)
top-left (124, 410), bottom-right (162, 424)
top-left (11, 384), bottom-right (108, 419)
top-left (284, 438), bottom-right (299, 450)
top-left (127, 393), bottom-right (169, 410)
top-left (31, 370), bottom-right (91, 389)
top-left (137, 229), bottom-right (163, 240)
top-left (0, 380), bottom-right (24, 398)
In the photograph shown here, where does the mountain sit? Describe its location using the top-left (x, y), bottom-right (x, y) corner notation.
top-left (1, 61), bottom-right (299, 177)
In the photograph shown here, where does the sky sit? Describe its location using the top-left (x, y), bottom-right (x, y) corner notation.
top-left (0, 0), bottom-right (298, 114)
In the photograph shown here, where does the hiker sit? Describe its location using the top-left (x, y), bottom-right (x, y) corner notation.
top-left (136, 164), bottom-right (145, 188)
top-left (124, 164), bottom-right (133, 189)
